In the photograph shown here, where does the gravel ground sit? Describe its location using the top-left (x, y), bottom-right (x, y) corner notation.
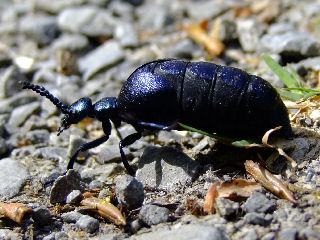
top-left (0, 0), bottom-right (320, 239)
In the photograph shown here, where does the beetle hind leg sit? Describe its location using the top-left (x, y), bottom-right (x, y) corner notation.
top-left (119, 132), bottom-right (142, 176)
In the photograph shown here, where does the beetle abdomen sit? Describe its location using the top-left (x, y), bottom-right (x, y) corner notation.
top-left (120, 59), bottom-right (292, 138)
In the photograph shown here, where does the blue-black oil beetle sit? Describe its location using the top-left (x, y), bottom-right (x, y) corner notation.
top-left (21, 59), bottom-right (292, 175)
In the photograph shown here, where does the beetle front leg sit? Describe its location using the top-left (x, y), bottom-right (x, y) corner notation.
top-left (119, 132), bottom-right (142, 176)
top-left (67, 121), bottom-right (112, 169)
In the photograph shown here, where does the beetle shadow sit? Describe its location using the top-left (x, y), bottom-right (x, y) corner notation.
top-left (136, 146), bottom-right (200, 189)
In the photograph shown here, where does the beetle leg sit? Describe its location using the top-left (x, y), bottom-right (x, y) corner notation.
top-left (119, 132), bottom-right (142, 176)
top-left (136, 121), bottom-right (178, 131)
top-left (67, 121), bottom-right (112, 169)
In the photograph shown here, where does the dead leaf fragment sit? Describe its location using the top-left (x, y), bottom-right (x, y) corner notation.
top-left (203, 182), bottom-right (218, 214)
top-left (184, 22), bottom-right (225, 57)
top-left (218, 179), bottom-right (262, 200)
top-left (245, 160), bottom-right (296, 203)
top-left (80, 197), bottom-right (126, 226)
top-left (0, 202), bottom-right (33, 223)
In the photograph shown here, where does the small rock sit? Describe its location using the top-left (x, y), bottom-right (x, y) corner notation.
top-left (268, 22), bottom-right (295, 35)
top-left (186, 1), bottom-right (230, 21)
top-left (76, 215), bottom-right (99, 233)
top-left (114, 22), bottom-right (139, 48)
top-left (278, 228), bottom-right (298, 240)
top-left (98, 143), bottom-right (130, 164)
top-left (139, 204), bottom-right (170, 226)
top-left (169, 39), bottom-right (201, 59)
top-left (293, 57), bottom-right (320, 72)
top-left (53, 34), bottom-right (89, 52)
top-left (8, 102), bottom-right (40, 127)
top-left (61, 211), bottom-right (83, 223)
top-left (32, 147), bottom-right (68, 166)
top-left (237, 19), bottom-right (265, 52)
top-left (89, 179), bottom-right (103, 190)
top-left (33, 207), bottom-right (52, 226)
top-left (131, 224), bottom-right (229, 240)
top-left (25, 129), bottom-right (50, 146)
top-left (0, 229), bottom-right (23, 240)
top-left (114, 174), bottom-right (144, 209)
top-left (261, 232), bottom-right (275, 240)
top-left (136, 146), bottom-right (200, 191)
top-left (19, 14), bottom-right (59, 45)
top-left (215, 198), bottom-right (239, 220)
top-left (78, 41), bottom-right (124, 80)
top-left (0, 158), bottom-right (30, 200)
top-left (50, 170), bottom-right (84, 204)
top-left (244, 229), bottom-right (259, 240)
top-left (58, 6), bottom-right (113, 37)
top-left (130, 219), bottom-right (143, 233)
top-left (66, 190), bottom-right (83, 205)
top-left (244, 212), bottom-right (269, 226)
top-left (261, 32), bottom-right (320, 57)
top-left (310, 110), bottom-right (320, 121)
top-left (66, 135), bottom-right (88, 160)
top-left (0, 66), bottom-right (27, 98)
top-left (243, 192), bottom-right (276, 214)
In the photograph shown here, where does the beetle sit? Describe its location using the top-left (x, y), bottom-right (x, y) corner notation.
top-left (21, 59), bottom-right (292, 175)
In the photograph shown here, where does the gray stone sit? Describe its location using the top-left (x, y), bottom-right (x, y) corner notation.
top-left (58, 6), bottom-right (113, 37)
top-left (244, 212), bottom-right (269, 226)
top-left (33, 207), bottom-right (52, 226)
top-left (169, 39), bottom-right (201, 59)
top-left (0, 92), bottom-right (37, 114)
top-left (34, 0), bottom-right (86, 14)
top-left (261, 32), bottom-right (320, 57)
top-left (268, 22), bottom-right (295, 35)
top-left (25, 129), bottom-right (50, 146)
top-left (76, 215), bottom-right (99, 233)
top-left (61, 211), bottom-right (83, 223)
top-left (243, 192), bottom-right (276, 214)
top-left (186, 1), bottom-right (230, 21)
top-left (114, 22), bottom-right (138, 48)
top-left (293, 57), bottom-right (320, 72)
top-left (50, 169), bottom-right (84, 204)
top-left (0, 229), bottom-right (23, 240)
top-left (243, 229), bottom-right (259, 240)
top-left (215, 198), bottom-right (239, 219)
top-left (66, 135), bottom-right (88, 160)
top-left (136, 146), bottom-right (200, 191)
top-left (139, 204), bottom-right (170, 226)
top-left (0, 137), bottom-right (10, 157)
top-left (8, 102), bottom-right (40, 127)
top-left (66, 190), bottom-right (83, 205)
top-left (0, 66), bottom-right (27, 99)
top-left (53, 34), bottom-right (89, 52)
top-left (114, 174), bottom-right (144, 209)
top-left (19, 14), bottom-right (59, 45)
top-left (261, 232), bottom-right (275, 240)
top-left (131, 224), bottom-right (229, 240)
top-left (32, 147), bottom-right (68, 166)
top-left (0, 158), bottom-right (29, 200)
top-left (98, 143), bottom-right (129, 164)
top-left (78, 41), bottom-right (124, 80)
top-left (237, 19), bottom-right (265, 52)
top-left (278, 228), bottom-right (298, 240)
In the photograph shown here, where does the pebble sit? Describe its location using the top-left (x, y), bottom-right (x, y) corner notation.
top-left (25, 129), bottom-right (50, 146)
top-left (293, 56), bottom-right (320, 72)
top-left (66, 134), bottom-right (88, 160)
top-left (8, 102), bottom-right (40, 127)
top-left (261, 232), bottom-right (275, 240)
top-left (52, 34), bottom-right (89, 52)
top-left (215, 198), bottom-right (239, 220)
top-left (114, 174), bottom-right (144, 209)
top-left (132, 224), bottom-right (229, 240)
top-left (76, 215), bottom-right (99, 233)
top-left (66, 189), bottom-right (83, 205)
top-left (136, 146), bottom-right (200, 191)
top-left (243, 192), bottom-right (276, 214)
top-left (244, 212), bottom-right (269, 226)
top-left (243, 229), bottom-right (259, 240)
top-left (58, 6), bottom-right (113, 37)
top-left (139, 204), bottom-right (170, 226)
top-left (50, 169), bottom-right (84, 204)
top-left (98, 143), bottom-right (130, 164)
top-left (0, 229), bottom-right (23, 240)
top-left (0, 66), bottom-right (27, 98)
top-left (33, 207), bottom-right (52, 226)
top-left (0, 158), bottom-right (30, 200)
top-left (78, 41), bottom-right (124, 80)
top-left (261, 32), bottom-right (320, 57)
top-left (61, 211), bottom-right (83, 223)
top-left (278, 228), bottom-right (298, 240)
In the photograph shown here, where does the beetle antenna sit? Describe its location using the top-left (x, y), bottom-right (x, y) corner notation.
top-left (20, 81), bottom-right (70, 114)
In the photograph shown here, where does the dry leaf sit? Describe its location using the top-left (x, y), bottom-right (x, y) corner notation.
top-left (0, 202), bottom-right (33, 223)
top-left (218, 179), bottom-right (262, 200)
top-left (203, 182), bottom-right (218, 214)
top-left (80, 197), bottom-right (126, 226)
top-left (186, 198), bottom-right (203, 216)
top-left (245, 160), bottom-right (296, 203)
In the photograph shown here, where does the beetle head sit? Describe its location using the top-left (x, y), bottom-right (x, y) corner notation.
top-left (58, 97), bottom-right (94, 135)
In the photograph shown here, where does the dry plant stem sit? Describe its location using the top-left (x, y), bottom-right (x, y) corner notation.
top-left (245, 160), bottom-right (296, 203)
top-left (80, 197), bottom-right (126, 226)
top-left (0, 202), bottom-right (33, 223)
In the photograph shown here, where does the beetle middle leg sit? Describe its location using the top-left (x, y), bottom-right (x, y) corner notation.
top-left (67, 121), bottom-right (112, 169)
top-left (119, 132), bottom-right (142, 176)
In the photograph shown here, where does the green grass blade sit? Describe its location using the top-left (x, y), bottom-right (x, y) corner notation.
top-left (277, 89), bottom-right (303, 101)
top-left (262, 54), bottom-right (299, 88)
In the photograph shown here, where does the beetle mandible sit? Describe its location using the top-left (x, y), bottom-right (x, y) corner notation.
top-left (21, 59), bottom-right (292, 175)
